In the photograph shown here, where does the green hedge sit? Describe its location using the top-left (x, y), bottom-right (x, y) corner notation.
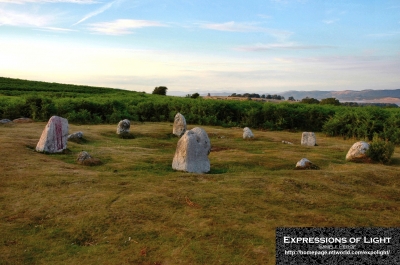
top-left (1, 77), bottom-right (399, 144)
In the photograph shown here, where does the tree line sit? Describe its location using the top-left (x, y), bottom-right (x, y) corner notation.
top-left (229, 93), bottom-right (285, 100)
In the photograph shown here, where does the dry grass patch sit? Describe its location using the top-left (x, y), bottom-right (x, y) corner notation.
top-left (0, 122), bottom-right (399, 264)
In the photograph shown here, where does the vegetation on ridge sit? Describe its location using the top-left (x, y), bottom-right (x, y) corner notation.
top-left (1, 77), bottom-right (400, 144)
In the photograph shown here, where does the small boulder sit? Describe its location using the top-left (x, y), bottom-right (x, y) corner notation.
top-left (172, 127), bottom-right (211, 173)
top-left (243, 127), bottom-right (254, 139)
top-left (301, 132), bottom-right (317, 146)
top-left (117, 119), bottom-right (130, 135)
top-left (295, 158), bottom-right (319, 170)
top-left (77, 151), bottom-right (92, 163)
top-left (77, 151), bottom-right (102, 166)
top-left (0, 119), bottom-right (12, 124)
top-left (13, 117), bottom-right (33, 123)
top-left (68, 131), bottom-right (83, 141)
top-left (173, 113), bottom-right (187, 137)
top-left (346, 141), bottom-right (370, 162)
top-left (36, 116), bottom-right (69, 153)
top-left (282, 140), bottom-right (293, 145)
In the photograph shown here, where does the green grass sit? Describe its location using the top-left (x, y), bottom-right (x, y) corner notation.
top-left (1, 122), bottom-right (399, 264)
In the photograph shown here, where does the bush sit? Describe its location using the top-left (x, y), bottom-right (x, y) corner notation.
top-left (320, 98), bottom-right (340, 106)
top-left (366, 135), bottom-right (395, 164)
top-left (152, 86), bottom-right (168, 95)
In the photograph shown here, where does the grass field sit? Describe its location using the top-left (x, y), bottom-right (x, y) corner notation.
top-left (1, 121), bottom-right (399, 264)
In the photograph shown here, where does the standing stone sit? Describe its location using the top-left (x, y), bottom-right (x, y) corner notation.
top-left (243, 127), bottom-right (254, 139)
top-left (172, 127), bottom-right (211, 173)
top-left (301, 132), bottom-right (317, 146)
top-left (173, 113), bottom-right (186, 137)
top-left (346, 141), bottom-right (370, 162)
top-left (117, 119), bottom-right (130, 134)
top-left (36, 116), bottom-right (69, 153)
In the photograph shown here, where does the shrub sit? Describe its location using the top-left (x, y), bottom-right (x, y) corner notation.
top-left (320, 98), bottom-right (341, 106)
top-left (152, 86), bottom-right (168, 95)
top-left (366, 135), bottom-right (395, 164)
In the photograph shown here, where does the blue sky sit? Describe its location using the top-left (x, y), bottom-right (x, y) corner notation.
top-left (0, 0), bottom-right (399, 95)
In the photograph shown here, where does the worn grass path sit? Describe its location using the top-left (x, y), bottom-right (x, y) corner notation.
top-left (1, 122), bottom-right (399, 264)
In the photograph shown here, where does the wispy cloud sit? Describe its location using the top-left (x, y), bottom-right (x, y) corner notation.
top-left (235, 42), bottom-right (335, 52)
top-left (200, 21), bottom-right (266, 32)
top-left (87, 19), bottom-right (167, 35)
top-left (0, 9), bottom-right (53, 27)
top-left (73, 0), bottom-right (115, 26)
top-left (0, 0), bottom-right (98, 3)
top-left (35, 26), bottom-right (76, 32)
top-left (199, 21), bottom-right (292, 41)
top-left (322, 19), bottom-right (339, 24)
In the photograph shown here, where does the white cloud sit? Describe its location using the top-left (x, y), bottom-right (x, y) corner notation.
top-left (35, 26), bottom-right (76, 32)
top-left (0, 0), bottom-right (98, 3)
top-left (87, 19), bottom-right (167, 35)
top-left (235, 42), bottom-right (335, 52)
top-left (199, 21), bottom-right (292, 41)
top-left (200, 21), bottom-right (267, 32)
top-left (0, 9), bottom-right (54, 27)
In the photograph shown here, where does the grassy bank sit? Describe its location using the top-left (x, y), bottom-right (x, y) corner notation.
top-left (1, 121), bottom-right (399, 264)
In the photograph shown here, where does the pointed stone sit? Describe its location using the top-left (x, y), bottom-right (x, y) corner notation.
top-left (36, 116), bottom-right (69, 153)
top-left (172, 127), bottom-right (211, 173)
top-left (173, 113), bottom-right (187, 137)
top-left (243, 127), bottom-right (254, 139)
top-left (117, 119), bottom-right (130, 134)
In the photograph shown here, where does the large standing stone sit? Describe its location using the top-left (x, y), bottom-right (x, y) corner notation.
top-left (301, 132), bottom-right (317, 146)
top-left (243, 127), bottom-right (254, 139)
top-left (36, 116), bottom-right (69, 153)
top-left (172, 127), bottom-right (211, 173)
top-left (117, 119), bottom-right (130, 134)
top-left (173, 113), bottom-right (186, 137)
top-left (346, 141), bottom-right (370, 162)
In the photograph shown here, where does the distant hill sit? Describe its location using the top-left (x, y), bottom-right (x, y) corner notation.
top-left (280, 89), bottom-right (400, 102)
top-left (201, 89), bottom-right (400, 106)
